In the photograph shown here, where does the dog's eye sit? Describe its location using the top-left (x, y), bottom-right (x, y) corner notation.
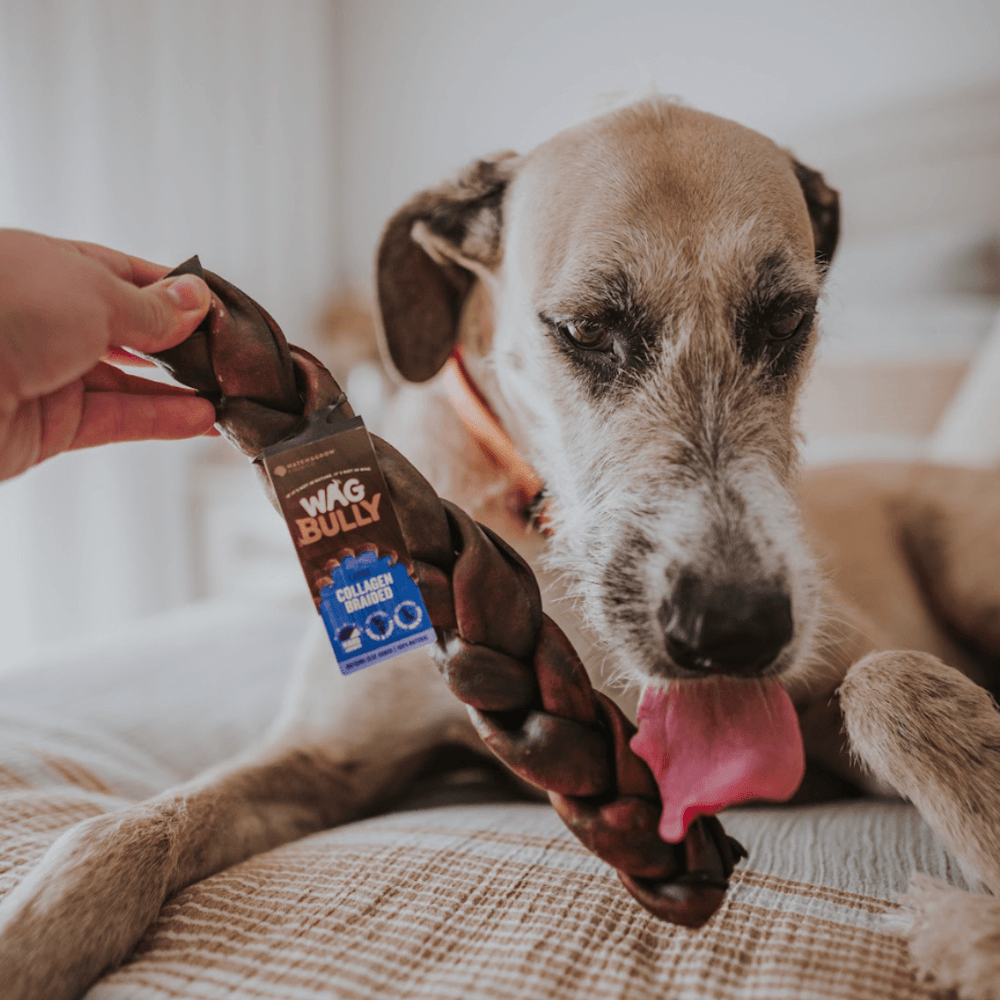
top-left (767, 308), bottom-right (811, 341)
top-left (562, 320), bottom-right (613, 351)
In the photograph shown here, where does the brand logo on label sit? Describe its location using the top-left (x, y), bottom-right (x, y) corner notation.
top-left (294, 477), bottom-right (382, 546)
top-left (299, 478), bottom-right (366, 516)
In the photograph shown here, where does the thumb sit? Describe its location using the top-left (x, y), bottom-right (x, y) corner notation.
top-left (111, 273), bottom-right (212, 354)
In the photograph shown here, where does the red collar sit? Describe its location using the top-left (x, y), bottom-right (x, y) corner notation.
top-left (442, 349), bottom-right (551, 535)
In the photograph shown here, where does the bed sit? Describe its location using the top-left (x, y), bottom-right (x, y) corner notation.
top-left (0, 595), bottom-right (982, 1000)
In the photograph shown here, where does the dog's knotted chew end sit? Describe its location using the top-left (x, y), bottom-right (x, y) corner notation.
top-left (549, 792), bottom-right (679, 876)
top-left (146, 258), bottom-right (743, 928)
top-left (617, 815), bottom-right (744, 927)
top-left (617, 871), bottom-right (727, 928)
top-left (153, 257), bottom-right (349, 463)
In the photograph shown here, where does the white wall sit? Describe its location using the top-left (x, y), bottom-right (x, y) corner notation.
top-left (0, 0), bottom-right (342, 347)
top-left (339, 0), bottom-right (1000, 287)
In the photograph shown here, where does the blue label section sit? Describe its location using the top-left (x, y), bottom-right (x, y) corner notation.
top-left (319, 552), bottom-right (435, 675)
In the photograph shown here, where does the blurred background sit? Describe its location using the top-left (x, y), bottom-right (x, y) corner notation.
top-left (1, 0), bottom-right (998, 667)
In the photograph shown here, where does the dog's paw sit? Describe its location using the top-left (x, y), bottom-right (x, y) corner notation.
top-left (899, 874), bottom-right (1000, 1000)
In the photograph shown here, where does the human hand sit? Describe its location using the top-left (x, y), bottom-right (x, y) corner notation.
top-left (0, 230), bottom-right (218, 482)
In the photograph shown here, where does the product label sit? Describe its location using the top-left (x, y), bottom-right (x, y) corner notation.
top-left (318, 551), bottom-right (434, 673)
top-left (261, 411), bottom-right (434, 674)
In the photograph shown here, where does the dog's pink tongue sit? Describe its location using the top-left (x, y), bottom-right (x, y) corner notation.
top-left (630, 678), bottom-right (804, 843)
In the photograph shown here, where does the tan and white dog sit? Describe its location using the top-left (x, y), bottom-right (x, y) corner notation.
top-left (1, 98), bottom-right (998, 1000)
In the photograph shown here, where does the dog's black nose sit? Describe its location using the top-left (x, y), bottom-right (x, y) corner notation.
top-left (659, 574), bottom-right (793, 676)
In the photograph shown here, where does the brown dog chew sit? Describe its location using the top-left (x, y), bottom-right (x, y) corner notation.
top-left (150, 256), bottom-right (747, 926)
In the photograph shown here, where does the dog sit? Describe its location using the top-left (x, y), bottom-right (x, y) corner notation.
top-left (1, 97), bottom-right (998, 1000)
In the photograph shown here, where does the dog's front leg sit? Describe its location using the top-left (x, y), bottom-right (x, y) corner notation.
top-left (0, 746), bottom-right (357, 1000)
top-left (839, 650), bottom-right (1000, 892)
top-left (0, 625), bottom-right (474, 1000)
top-left (840, 650), bottom-right (1000, 999)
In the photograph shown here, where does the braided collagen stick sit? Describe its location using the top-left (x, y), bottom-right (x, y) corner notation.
top-left (152, 258), bottom-right (746, 926)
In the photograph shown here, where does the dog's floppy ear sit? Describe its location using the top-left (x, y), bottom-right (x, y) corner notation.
top-left (790, 159), bottom-right (840, 270)
top-left (376, 152), bottom-right (519, 383)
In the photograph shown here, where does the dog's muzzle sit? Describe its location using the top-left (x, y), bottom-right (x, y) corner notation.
top-left (658, 572), bottom-right (793, 676)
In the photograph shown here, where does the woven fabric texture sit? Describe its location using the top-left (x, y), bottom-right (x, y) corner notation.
top-left (0, 613), bottom-right (967, 1000)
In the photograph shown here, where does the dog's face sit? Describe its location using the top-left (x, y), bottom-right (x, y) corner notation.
top-left (377, 99), bottom-right (839, 695)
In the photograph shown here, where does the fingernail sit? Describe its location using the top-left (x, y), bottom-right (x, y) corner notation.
top-left (162, 274), bottom-right (209, 313)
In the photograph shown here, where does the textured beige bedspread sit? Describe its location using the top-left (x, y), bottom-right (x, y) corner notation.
top-left (0, 606), bottom-right (970, 999)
